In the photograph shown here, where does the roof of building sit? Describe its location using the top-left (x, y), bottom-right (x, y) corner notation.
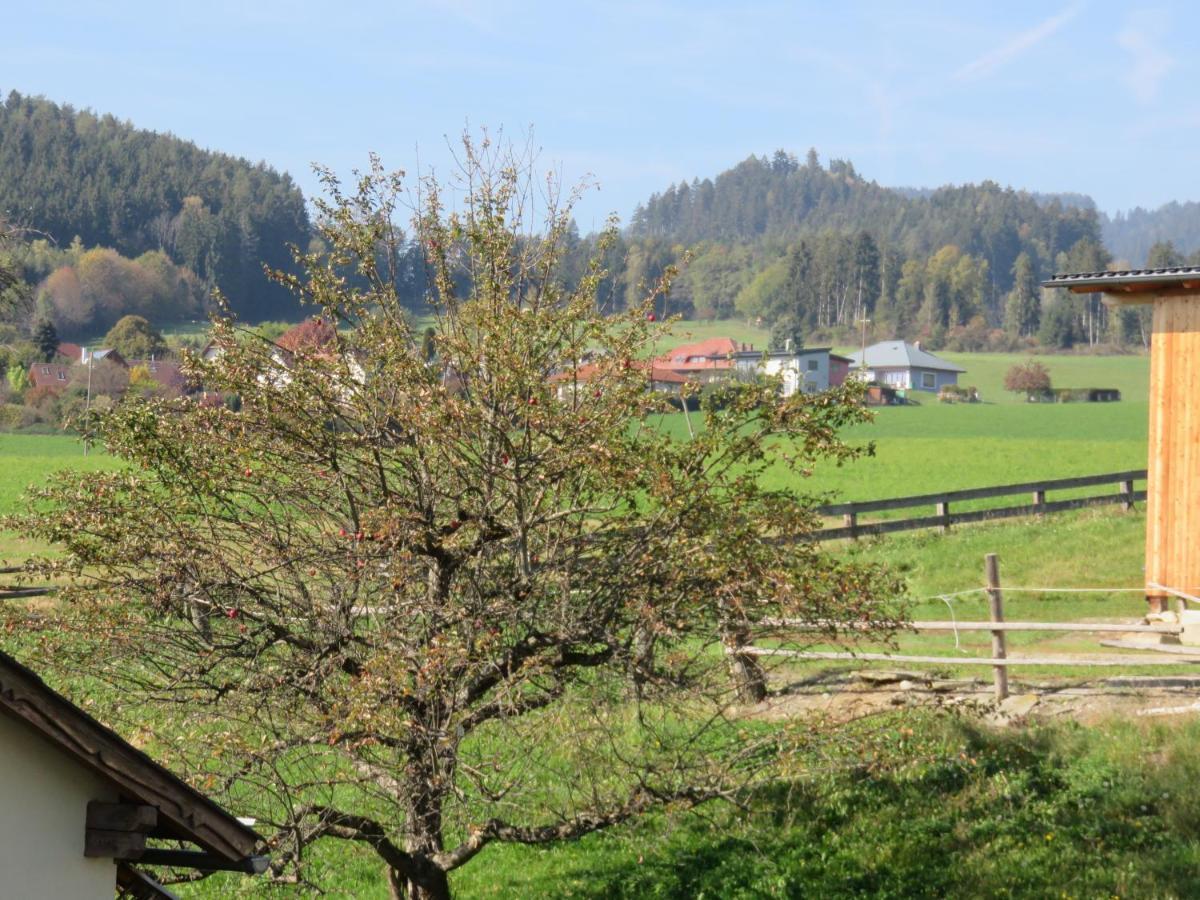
top-left (729, 346), bottom-right (833, 360)
top-left (276, 317), bottom-right (338, 354)
top-left (654, 337), bottom-right (740, 371)
top-left (1043, 267), bottom-right (1200, 294)
top-left (550, 361), bottom-right (692, 385)
top-left (56, 342), bottom-right (83, 362)
top-left (846, 341), bottom-right (966, 373)
top-left (0, 648), bottom-right (263, 869)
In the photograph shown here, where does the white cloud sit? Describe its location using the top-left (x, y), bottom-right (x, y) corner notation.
top-left (954, 2), bottom-right (1083, 82)
top-left (1118, 10), bottom-right (1174, 104)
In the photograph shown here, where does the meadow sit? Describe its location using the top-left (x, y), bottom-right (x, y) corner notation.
top-left (7, 349), bottom-right (1198, 899)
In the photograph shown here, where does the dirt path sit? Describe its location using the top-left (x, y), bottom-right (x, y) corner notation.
top-left (742, 668), bottom-right (1200, 726)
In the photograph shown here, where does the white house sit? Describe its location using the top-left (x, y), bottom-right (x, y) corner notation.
top-left (730, 347), bottom-right (843, 396)
top-left (0, 648), bottom-right (266, 898)
top-left (846, 341), bottom-right (965, 392)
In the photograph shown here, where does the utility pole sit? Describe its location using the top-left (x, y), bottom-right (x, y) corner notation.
top-left (855, 317), bottom-right (871, 374)
top-left (83, 347), bottom-right (93, 457)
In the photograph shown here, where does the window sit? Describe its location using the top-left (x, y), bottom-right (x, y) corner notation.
top-left (921, 371), bottom-right (936, 389)
top-left (806, 359), bottom-right (819, 371)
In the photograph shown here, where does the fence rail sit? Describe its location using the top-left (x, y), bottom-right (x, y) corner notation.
top-left (814, 469), bottom-right (1146, 541)
top-left (745, 554), bottom-right (1193, 700)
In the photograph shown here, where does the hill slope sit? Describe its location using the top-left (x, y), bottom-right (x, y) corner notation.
top-left (0, 91), bottom-right (309, 320)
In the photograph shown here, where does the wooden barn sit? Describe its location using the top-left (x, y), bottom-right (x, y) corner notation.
top-left (1046, 267), bottom-right (1200, 612)
top-left (0, 648), bottom-right (266, 898)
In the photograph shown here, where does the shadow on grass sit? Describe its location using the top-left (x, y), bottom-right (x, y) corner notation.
top-left (471, 713), bottom-right (1200, 899)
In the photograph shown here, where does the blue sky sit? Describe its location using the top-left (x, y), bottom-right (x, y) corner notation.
top-left (3, 1), bottom-right (1194, 230)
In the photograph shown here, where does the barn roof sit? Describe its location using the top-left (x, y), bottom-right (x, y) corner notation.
top-left (0, 648), bottom-right (264, 871)
top-left (1043, 267), bottom-right (1200, 294)
top-left (846, 341), bottom-right (966, 373)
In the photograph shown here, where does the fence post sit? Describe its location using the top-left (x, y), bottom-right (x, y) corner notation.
top-left (843, 510), bottom-right (858, 540)
top-left (937, 501), bottom-right (950, 532)
top-left (986, 553), bottom-right (1009, 701)
top-left (1031, 488), bottom-right (1046, 512)
top-left (1119, 479), bottom-right (1134, 511)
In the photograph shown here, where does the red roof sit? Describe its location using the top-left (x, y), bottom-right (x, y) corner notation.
top-left (653, 337), bottom-right (739, 372)
top-left (550, 361), bottom-right (693, 386)
top-left (56, 342), bottom-right (83, 362)
top-left (276, 318), bottom-right (337, 354)
top-left (28, 362), bottom-right (73, 390)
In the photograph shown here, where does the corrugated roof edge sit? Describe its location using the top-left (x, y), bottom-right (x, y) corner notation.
top-left (1043, 267), bottom-right (1200, 290)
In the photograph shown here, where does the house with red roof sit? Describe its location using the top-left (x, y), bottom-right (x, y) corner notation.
top-left (653, 337), bottom-right (742, 383)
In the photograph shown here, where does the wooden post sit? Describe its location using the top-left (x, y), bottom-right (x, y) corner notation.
top-left (843, 510), bottom-right (858, 540)
top-left (1119, 478), bottom-right (1134, 511)
top-left (937, 501), bottom-right (950, 532)
top-left (1031, 488), bottom-right (1046, 512)
top-left (985, 553), bottom-right (1009, 701)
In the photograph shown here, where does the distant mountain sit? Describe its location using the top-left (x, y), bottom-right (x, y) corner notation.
top-left (629, 151), bottom-right (1101, 295)
top-left (1101, 202), bottom-right (1200, 267)
top-left (0, 91), bottom-right (310, 320)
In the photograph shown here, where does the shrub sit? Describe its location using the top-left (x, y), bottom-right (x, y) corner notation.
top-left (1004, 360), bottom-right (1052, 396)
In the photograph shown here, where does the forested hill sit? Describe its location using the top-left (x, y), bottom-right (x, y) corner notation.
top-left (629, 150), bottom-right (1100, 294)
top-left (0, 91), bottom-right (309, 320)
top-left (1102, 203), bottom-right (1200, 268)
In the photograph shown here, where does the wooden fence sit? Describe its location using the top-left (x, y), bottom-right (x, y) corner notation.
top-left (747, 553), bottom-right (1197, 702)
top-left (0, 566), bottom-right (51, 601)
top-left (813, 469), bottom-right (1146, 541)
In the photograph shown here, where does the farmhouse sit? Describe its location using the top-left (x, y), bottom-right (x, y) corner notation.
top-left (0, 648), bottom-right (265, 898)
top-left (730, 347), bottom-right (852, 396)
top-left (653, 337), bottom-right (740, 383)
top-left (847, 341), bottom-right (965, 392)
top-left (28, 360), bottom-right (73, 390)
top-left (550, 360), bottom-right (690, 401)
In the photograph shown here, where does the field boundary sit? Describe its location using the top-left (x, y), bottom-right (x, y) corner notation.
top-left (814, 469), bottom-right (1146, 541)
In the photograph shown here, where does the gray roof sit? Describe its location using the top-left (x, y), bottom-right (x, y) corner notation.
top-left (1043, 267), bottom-right (1200, 292)
top-left (847, 341), bottom-right (966, 373)
top-left (729, 346), bottom-right (832, 359)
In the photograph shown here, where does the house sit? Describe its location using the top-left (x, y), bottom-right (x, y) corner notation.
top-left (28, 361), bottom-right (75, 391)
top-left (0, 648), bottom-right (266, 898)
top-left (550, 361), bottom-right (692, 401)
top-left (846, 341), bottom-right (965, 392)
top-left (85, 348), bottom-right (126, 367)
top-left (829, 353), bottom-right (853, 387)
top-left (730, 347), bottom-right (846, 396)
top-left (653, 337), bottom-right (741, 383)
top-left (56, 342), bottom-right (85, 363)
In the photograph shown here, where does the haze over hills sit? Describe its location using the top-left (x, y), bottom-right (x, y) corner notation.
top-left (0, 91), bottom-right (1197, 350)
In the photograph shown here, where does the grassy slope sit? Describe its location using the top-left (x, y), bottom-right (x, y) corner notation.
top-left (0, 432), bottom-right (119, 565)
top-left (7, 349), bottom-right (1188, 899)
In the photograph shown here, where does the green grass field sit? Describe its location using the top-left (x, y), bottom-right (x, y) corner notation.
top-left (0, 432), bottom-right (120, 565)
top-left (5, 348), bottom-right (1193, 899)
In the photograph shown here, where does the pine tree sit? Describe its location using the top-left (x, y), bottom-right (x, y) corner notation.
top-left (32, 318), bottom-right (58, 361)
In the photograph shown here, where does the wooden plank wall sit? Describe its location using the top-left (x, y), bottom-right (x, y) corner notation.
top-left (1146, 295), bottom-right (1200, 604)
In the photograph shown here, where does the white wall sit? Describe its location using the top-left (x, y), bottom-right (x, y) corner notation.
top-left (0, 713), bottom-right (117, 900)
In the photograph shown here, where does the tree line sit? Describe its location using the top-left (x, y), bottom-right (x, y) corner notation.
top-left (0, 91), bottom-right (309, 321)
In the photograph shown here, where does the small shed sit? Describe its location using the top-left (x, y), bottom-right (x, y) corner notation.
top-left (0, 648), bottom-right (266, 898)
top-left (1045, 267), bottom-right (1200, 611)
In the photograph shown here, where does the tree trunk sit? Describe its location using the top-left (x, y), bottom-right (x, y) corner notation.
top-left (388, 864), bottom-right (452, 900)
top-left (720, 622), bottom-right (767, 704)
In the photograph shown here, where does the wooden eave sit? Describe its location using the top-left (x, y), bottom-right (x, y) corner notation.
top-left (1044, 271), bottom-right (1200, 305)
top-left (0, 649), bottom-right (261, 864)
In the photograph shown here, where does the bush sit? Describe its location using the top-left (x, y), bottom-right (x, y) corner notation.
top-left (1004, 360), bottom-right (1052, 396)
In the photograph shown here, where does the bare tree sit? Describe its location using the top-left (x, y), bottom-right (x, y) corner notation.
top-left (15, 138), bottom-right (901, 898)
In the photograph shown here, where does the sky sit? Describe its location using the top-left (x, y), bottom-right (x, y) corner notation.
top-left (2, 1), bottom-right (1195, 230)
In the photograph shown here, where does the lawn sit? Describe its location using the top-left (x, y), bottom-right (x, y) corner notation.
top-left (0, 432), bottom-right (120, 566)
top-left (5, 350), bottom-right (1192, 899)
